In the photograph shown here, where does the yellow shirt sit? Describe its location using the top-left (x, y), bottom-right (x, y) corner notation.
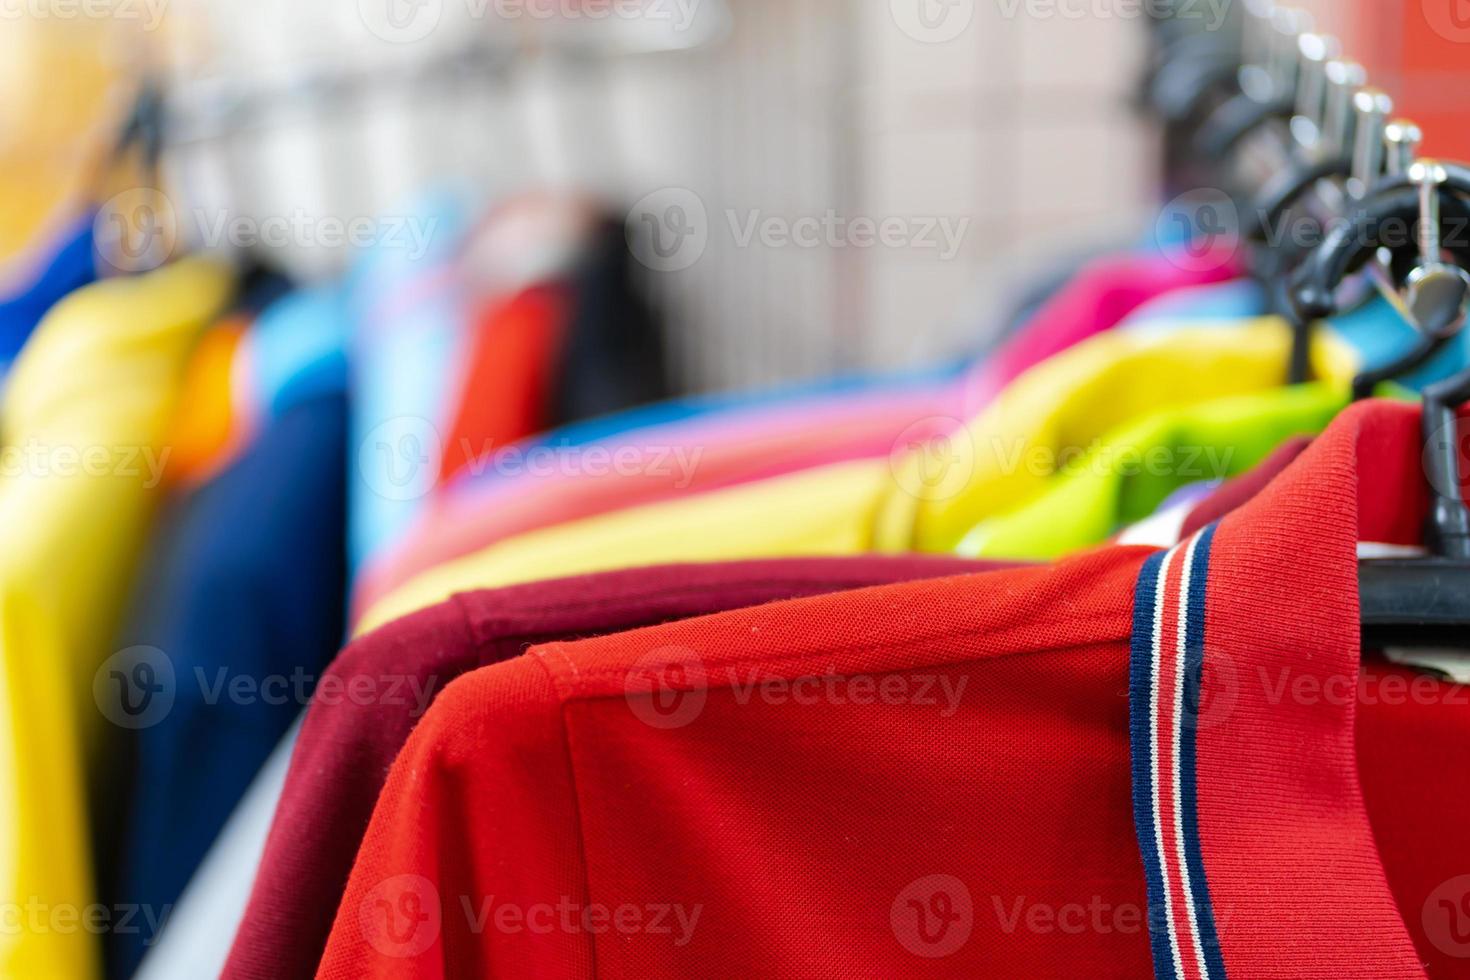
top-left (358, 318), bottom-right (1356, 635)
top-left (0, 257), bottom-right (233, 978)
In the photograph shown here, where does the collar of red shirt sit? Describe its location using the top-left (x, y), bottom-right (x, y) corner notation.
top-left (1126, 397), bottom-right (1445, 980)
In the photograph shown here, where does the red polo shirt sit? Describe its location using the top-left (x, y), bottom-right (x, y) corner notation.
top-left (225, 556), bottom-right (1009, 980)
top-left (316, 400), bottom-right (1467, 978)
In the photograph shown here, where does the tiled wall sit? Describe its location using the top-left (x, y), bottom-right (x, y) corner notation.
top-left (654, 0), bottom-right (1372, 391)
top-left (853, 1), bottom-right (1155, 372)
top-left (646, 0), bottom-right (1160, 391)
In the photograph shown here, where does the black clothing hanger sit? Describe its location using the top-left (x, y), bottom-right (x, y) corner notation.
top-left (101, 78), bottom-right (166, 194)
top-left (1191, 91), bottom-right (1295, 163)
top-left (1242, 154), bottom-right (1352, 245)
top-left (1291, 167), bottom-right (1470, 646)
top-left (1359, 363), bottom-right (1470, 648)
top-left (1293, 176), bottom-right (1470, 393)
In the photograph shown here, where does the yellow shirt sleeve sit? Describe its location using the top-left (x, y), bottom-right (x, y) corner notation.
top-left (0, 257), bottom-right (233, 978)
top-left (358, 317), bottom-right (1356, 636)
top-left (356, 458), bottom-right (893, 635)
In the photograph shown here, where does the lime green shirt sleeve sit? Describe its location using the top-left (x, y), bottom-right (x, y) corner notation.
top-left (0, 257), bottom-right (233, 978)
top-left (955, 381), bottom-right (1352, 561)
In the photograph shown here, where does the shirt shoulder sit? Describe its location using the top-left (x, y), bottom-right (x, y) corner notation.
top-left (532, 546), bottom-right (1149, 704)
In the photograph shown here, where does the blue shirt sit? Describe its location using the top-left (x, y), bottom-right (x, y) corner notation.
top-left (345, 194), bottom-right (470, 569)
top-left (105, 295), bottom-right (349, 977)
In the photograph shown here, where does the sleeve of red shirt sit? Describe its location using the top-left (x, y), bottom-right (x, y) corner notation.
top-left (316, 656), bottom-right (592, 979)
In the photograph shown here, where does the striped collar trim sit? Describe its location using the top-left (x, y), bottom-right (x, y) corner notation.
top-left (1129, 525), bottom-right (1228, 980)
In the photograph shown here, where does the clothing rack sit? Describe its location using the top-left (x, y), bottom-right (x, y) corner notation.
top-left (1145, 1), bottom-right (1470, 648)
top-left (159, 8), bottom-right (732, 151)
top-left (136, 5), bottom-right (730, 282)
top-left (1143, 0), bottom-right (1470, 342)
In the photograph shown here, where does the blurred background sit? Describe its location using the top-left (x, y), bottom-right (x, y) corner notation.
top-left (14, 0), bottom-right (1453, 395)
top-left (7, 2), bottom-right (1470, 978)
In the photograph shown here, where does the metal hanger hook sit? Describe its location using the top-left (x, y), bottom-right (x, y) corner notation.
top-left (1405, 160), bottom-right (1470, 340)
